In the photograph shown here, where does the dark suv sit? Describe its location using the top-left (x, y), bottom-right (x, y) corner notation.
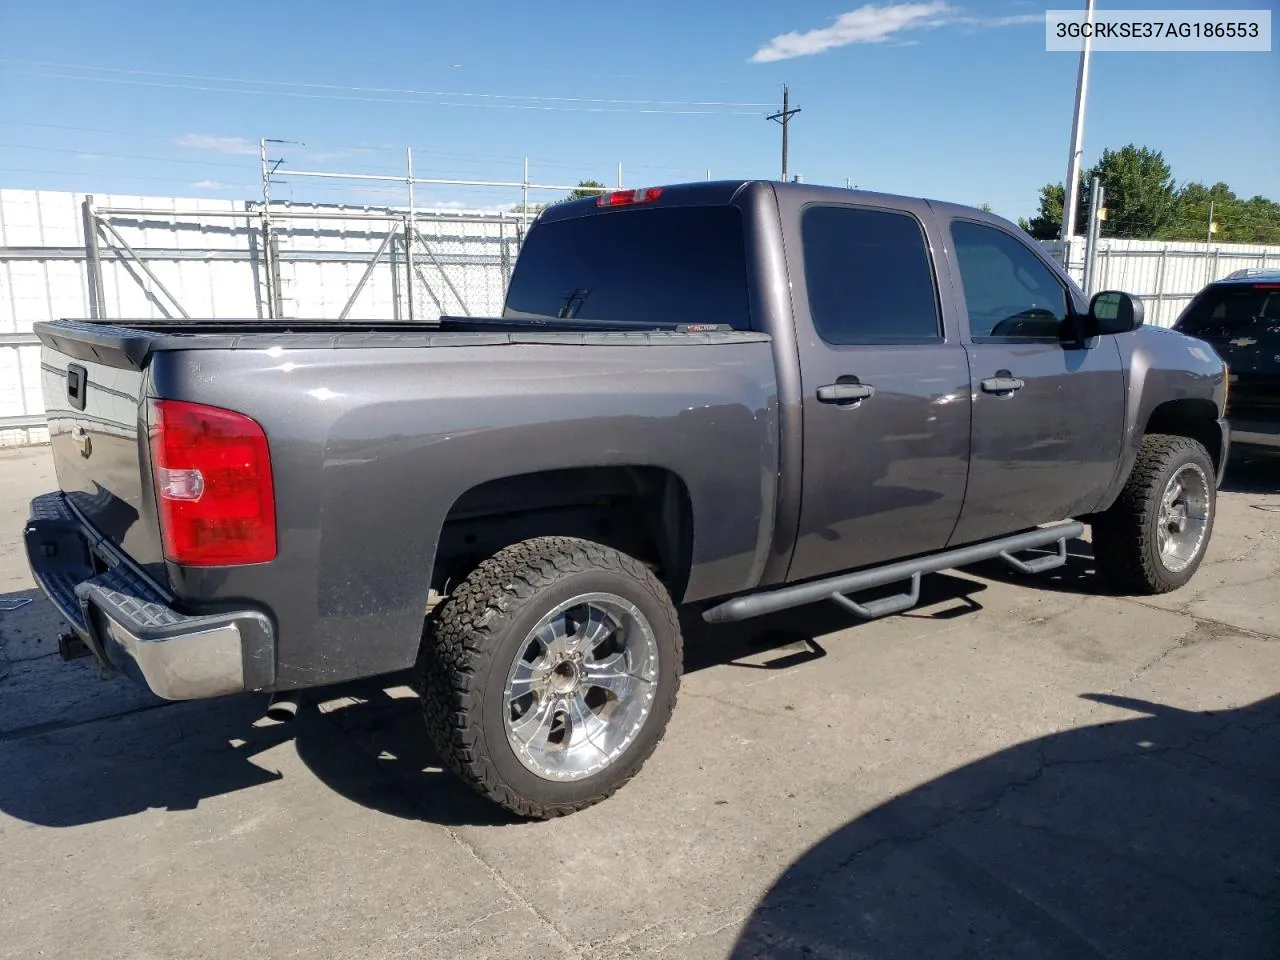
top-left (1175, 269), bottom-right (1280, 449)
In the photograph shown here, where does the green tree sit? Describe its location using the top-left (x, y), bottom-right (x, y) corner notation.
top-left (1022, 182), bottom-right (1086, 240)
top-left (1088, 144), bottom-right (1178, 238)
top-left (564, 179), bottom-right (607, 202)
top-left (1164, 182), bottom-right (1280, 244)
top-left (1020, 143), bottom-right (1280, 242)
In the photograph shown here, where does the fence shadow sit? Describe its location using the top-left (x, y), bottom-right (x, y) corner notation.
top-left (730, 692), bottom-right (1280, 960)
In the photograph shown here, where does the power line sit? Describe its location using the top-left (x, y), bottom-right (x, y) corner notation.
top-left (0, 126), bottom-right (718, 189)
top-left (0, 60), bottom-right (772, 113)
top-left (0, 165), bottom-right (254, 188)
top-left (0, 141), bottom-right (256, 169)
top-left (9, 58), bottom-right (775, 106)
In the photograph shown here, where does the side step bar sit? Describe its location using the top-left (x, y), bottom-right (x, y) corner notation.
top-left (702, 522), bottom-right (1084, 624)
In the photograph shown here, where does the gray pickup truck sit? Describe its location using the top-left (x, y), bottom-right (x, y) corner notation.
top-left (25, 180), bottom-right (1229, 817)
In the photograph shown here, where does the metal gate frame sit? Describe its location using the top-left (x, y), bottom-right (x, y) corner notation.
top-left (81, 197), bottom-right (525, 323)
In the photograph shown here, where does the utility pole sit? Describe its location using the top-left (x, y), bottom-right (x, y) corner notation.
top-left (767, 85), bottom-right (801, 182)
top-left (1207, 201), bottom-right (1216, 244)
top-left (1062, 0), bottom-right (1097, 276)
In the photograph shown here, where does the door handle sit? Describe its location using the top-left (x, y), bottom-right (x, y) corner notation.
top-left (980, 373), bottom-right (1025, 395)
top-left (817, 382), bottom-right (876, 403)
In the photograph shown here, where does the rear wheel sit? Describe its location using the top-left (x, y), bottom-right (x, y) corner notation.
top-left (420, 536), bottom-right (682, 818)
top-left (1090, 434), bottom-right (1216, 594)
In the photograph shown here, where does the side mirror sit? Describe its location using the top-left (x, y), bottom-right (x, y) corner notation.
top-left (1088, 290), bottom-right (1145, 335)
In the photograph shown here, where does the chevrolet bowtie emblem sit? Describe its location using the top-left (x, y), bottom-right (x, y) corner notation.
top-left (1228, 337), bottom-right (1256, 347)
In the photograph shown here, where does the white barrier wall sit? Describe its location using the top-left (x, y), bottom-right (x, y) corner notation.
top-left (0, 188), bottom-right (520, 444)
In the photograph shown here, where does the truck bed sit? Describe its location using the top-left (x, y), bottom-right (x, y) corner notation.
top-left (33, 316), bottom-right (780, 689)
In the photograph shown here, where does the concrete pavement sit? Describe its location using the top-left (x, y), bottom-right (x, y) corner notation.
top-left (1, 444), bottom-right (1276, 959)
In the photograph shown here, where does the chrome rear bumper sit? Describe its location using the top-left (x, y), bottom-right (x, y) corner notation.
top-left (24, 492), bottom-right (275, 700)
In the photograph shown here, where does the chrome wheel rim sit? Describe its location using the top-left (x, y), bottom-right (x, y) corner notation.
top-left (503, 593), bottom-right (659, 782)
top-left (1157, 463), bottom-right (1210, 573)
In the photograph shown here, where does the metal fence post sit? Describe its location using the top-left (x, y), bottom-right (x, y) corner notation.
top-left (498, 219), bottom-right (511, 289)
top-left (259, 139), bottom-right (277, 319)
top-left (1212, 247), bottom-right (1221, 283)
top-left (406, 147), bottom-right (415, 323)
top-left (81, 194), bottom-right (107, 319)
top-left (1154, 247), bottom-right (1167, 326)
top-left (1083, 177), bottom-right (1102, 296)
top-left (521, 157), bottom-right (529, 236)
top-left (390, 224), bottom-right (402, 321)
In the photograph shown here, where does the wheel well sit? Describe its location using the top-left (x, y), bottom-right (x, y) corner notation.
top-left (1144, 399), bottom-right (1223, 472)
top-left (432, 467), bottom-right (693, 600)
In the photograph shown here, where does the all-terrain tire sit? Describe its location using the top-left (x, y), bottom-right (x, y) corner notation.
top-left (1090, 434), bottom-right (1216, 594)
top-left (420, 536), bottom-right (682, 819)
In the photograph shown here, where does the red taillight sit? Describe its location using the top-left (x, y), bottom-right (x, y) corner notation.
top-left (148, 399), bottom-right (276, 566)
top-left (596, 187), bottom-right (663, 207)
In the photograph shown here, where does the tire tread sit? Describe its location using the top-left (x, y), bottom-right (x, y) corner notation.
top-left (420, 536), bottom-right (681, 819)
top-left (1091, 434), bottom-right (1214, 594)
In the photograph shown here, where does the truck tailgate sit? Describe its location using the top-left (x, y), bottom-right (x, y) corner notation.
top-left (38, 334), bottom-right (163, 571)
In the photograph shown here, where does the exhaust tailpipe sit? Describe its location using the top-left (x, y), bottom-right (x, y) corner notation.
top-left (263, 691), bottom-right (302, 723)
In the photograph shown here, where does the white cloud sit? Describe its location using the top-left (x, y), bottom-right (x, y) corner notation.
top-left (953, 12), bottom-right (1041, 27)
top-left (750, 3), bottom-right (1038, 62)
top-left (76, 153), bottom-right (102, 161)
top-left (176, 134), bottom-right (259, 156)
top-left (191, 180), bottom-right (227, 190)
top-left (751, 3), bottom-right (952, 61)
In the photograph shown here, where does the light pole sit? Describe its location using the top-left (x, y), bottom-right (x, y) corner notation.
top-left (1062, 0), bottom-right (1097, 273)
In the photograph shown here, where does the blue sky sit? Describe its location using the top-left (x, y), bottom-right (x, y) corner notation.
top-left (0, 0), bottom-right (1275, 221)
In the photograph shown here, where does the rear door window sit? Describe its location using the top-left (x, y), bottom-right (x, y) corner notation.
top-left (799, 205), bottom-right (942, 344)
top-left (504, 207), bottom-right (750, 328)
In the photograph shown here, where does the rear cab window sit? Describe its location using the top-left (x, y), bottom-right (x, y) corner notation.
top-left (504, 206), bottom-right (751, 329)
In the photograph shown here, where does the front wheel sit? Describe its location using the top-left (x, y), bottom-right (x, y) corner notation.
top-left (420, 536), bottom-right (682, 818)
top-left (1090, 434), bottom-right (1216, 594)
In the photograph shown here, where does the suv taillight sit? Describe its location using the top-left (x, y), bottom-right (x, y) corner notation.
top-left (148, 399), bottom-right (276, 566)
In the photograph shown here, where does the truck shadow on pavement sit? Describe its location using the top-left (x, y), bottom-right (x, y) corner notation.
top-left (729, 691), bottom-right (1280, 960)
top-left (970, 449), bottom-right (1280, 597)
top-left (0, 574), bottom-right (990, 830)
